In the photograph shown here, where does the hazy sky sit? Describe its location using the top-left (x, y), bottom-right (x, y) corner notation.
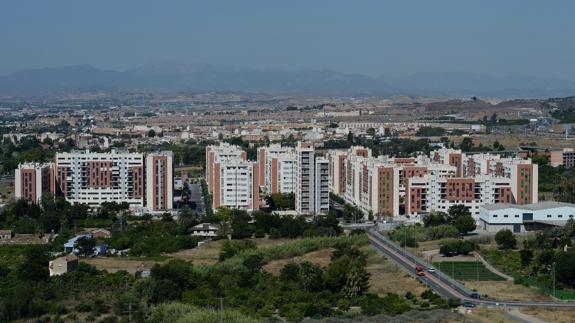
top-left (1, 0), bottom-right (574, 79)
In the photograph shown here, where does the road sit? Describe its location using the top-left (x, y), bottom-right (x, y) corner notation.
top-left (368, 230), bottom-right (575, 308)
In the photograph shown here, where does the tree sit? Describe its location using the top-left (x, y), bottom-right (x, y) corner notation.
top-left (77, 237), bottom-right (96, 257)
top-left (447, 204), bottom-right (471, 223)
top-left (219, 240), bottom-right (256, 261)
top-left (423, 211), bottom-right (448, 227)
top-left (520, 249), bottom-right (534, 266)
top-left (555, 249), bottom-right (575, 288)
top-left (298, 262), bottom-right (324, 292)
top-left (490, 113), bottom-right (498, 123)
top-left (439, 239), bottom-right (458, 256)
top-left (347, 131), bottom-right (354, 144)
top-left (495, 229), bottom-right (517, 249)
top-left (148, 129), bottom-right (156, 138)
top-left (459, 137), bottom-right (474, 152)
top-left (454, 214), bottom-right (476, 235)
top-left (18, 246), bottom-right (49, 281)
top-left (280, 262), bottom-right (300, 282)
top-left (230, 209), bottom-right (254, 239)
top-left (439, 239), bottom-right (476, 256)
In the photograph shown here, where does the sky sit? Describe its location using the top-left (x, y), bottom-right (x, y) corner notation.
top-left (1, 0), bottom-right (574, 79)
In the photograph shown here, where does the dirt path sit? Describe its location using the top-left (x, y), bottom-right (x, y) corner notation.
top-left (474, 251), bottom-right (514, 281)
top-left (508, 309), bottom-right (548, 323)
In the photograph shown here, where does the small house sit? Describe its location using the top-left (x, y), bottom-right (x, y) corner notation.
top-left (49, 254), bottom-right (79, 276)
top-left (64, 233), bottom-right (92, 253)
top-left (190, 223), bottom-right (220, 239)
top-left (91, 228), bottom-right (111, 239)
top-left (0, 229), bottom-right (12, 240)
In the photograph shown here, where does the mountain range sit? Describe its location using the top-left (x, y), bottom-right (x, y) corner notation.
top-left (1, 61), bottom-right (575, 98)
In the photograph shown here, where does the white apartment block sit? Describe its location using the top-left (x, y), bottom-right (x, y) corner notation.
top-left (257, 144), bottom-right (296, 194)
top-left (205, 143), bottom-right (260, 212)
top-left (15, 162), bottom-right (53, 203)
top-left (55, 150), bottom-right (146, 208)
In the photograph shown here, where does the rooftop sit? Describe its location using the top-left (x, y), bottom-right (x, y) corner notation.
top-left (482, 201), bottom-right (575, 211)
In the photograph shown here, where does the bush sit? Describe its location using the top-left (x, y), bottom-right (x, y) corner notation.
top-left (219, 240), bottom-right (257, 261)
top-left (254, 229), bottom-right (266, 238)
top-left (439, 239), bottom-right (476, 256)
top-left (495, 229), bottom-right (517, 249)
top-left (149, 303), bottom-right (256, 323)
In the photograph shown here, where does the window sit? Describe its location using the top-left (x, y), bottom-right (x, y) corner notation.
top-left (515, 214), bottom-right (519, 218)
top-left (493, 214), bottom-right (498, 218)
top-left (559, 215), bottom-right (563, 218)
top-left (547, 214), bottom-right (552, 218)
top-left (504, 215), bottom-right (509, 218)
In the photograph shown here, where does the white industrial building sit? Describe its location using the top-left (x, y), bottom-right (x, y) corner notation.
top-left (479, 201), bottom-right (575, 233)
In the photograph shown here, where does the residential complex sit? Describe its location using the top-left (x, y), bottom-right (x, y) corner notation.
top-left (205, 142), bottom-right (329, 215)
top-left (15, 150), bottom-right (173, 211)
top-left (328, 147), bottom-right (538, 221)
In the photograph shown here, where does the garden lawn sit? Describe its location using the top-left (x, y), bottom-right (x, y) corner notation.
top-left (433, 261), bottom-right (506, 281)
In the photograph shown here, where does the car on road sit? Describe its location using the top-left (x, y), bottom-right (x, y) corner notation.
top-left (470, 292), bottom-right (481, 299)
top-left (462, 302), bottom-right (476, 308)
top-left (427, 267), bottom-right (436, 273)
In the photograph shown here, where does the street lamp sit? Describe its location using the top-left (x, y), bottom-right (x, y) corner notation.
top-left (553, 261), bottom-right (556, 299)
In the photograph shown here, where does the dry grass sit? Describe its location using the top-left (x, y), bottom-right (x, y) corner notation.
top-left (166, 238), bottom-right (291, 265)
top-left (454, 133), bottom-right (575, 150)
top-left (263, 248), bottom-right (333, 275)
top-left (462, 280), bottom-right (551, 302)
top-left (81, 257), bottom-right (161, 274)
top-left (522, 307), bottom-right (575, 323)
top-left (459, 307), bottom-right (516, 323)
top-left (84, 238), bottom-right (293, 273)
top-left (364, 247), bottom-right (427, 296)
top-left (263, 244), bottom-right (428, 297)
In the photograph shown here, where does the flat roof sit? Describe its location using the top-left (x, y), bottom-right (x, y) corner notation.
top-left (482, 201), bottom-right (575, 211)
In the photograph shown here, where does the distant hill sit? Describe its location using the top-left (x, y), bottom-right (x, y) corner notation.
top-left (1, 61), bottom-right (575, 98)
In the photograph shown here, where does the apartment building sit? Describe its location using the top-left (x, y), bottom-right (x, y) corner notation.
top-left (294, 142), bottom-right (330, 215)
top-left (54, 150), bottom-right (146, 208)
top-left (550, 148), bottom-right (575, 168)
top-left (205, 143), bottom-right (260, 211)
top-left (257, 144), bottom-right (296, 194)
top-left (146, 152), bottom-right (174, 211)
top-left (205, 143), bottom-right (246, 194)
top-left (15, 162), bottom-right (53, 203)
top-left (328, 147), bottom-right (538, 221)
top-left (295, 142), bottom-right (315, 214)
top-left (314, 158), bottom-right (330, 214)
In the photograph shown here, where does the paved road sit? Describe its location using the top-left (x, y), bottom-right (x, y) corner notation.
top-left (368, 230), bottom-right (575, 308)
